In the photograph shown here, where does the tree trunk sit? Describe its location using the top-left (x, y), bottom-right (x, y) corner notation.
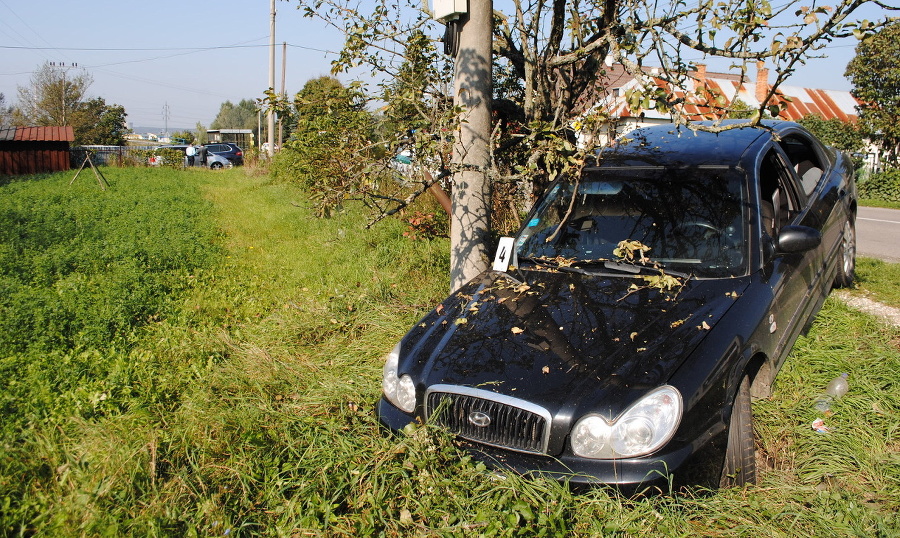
top-left (450, 0), bottom-right (493, 292)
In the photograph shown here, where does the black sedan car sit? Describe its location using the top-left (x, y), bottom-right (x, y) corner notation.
top-left (377, 121), bottom-right (857, 489)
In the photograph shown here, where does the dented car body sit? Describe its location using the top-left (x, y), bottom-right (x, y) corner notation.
top-left (377, 121), bottom-right (857, 488)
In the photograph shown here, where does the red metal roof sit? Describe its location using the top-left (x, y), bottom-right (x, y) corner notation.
top-left (0, 126), bottom-right (75, 142)
top-left (599, 64), bottom-right (860, 124)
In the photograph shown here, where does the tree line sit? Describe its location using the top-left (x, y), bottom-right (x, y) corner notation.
top-left (0, 62), bottom-right (127, 146)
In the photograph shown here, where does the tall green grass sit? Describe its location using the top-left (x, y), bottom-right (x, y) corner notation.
top-left (1, 168), bottom-right (897, 536)
top-left (854, 258), bottom-right (900, 305)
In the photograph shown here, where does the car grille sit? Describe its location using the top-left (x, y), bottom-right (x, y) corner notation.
top-left (426, 387), bottom-right (550, 454)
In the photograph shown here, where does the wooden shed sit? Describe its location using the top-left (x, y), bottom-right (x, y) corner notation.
top-left (0, 126), bottom-right (75, 175)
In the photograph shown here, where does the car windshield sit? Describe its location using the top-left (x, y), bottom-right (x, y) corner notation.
top-left (515, 166), bottom-right (748, 279)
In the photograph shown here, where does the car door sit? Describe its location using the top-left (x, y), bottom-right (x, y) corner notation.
top-left (757, 147), bottom-right (817, 368)
top-left (778, 131), bottom-right (844, 300)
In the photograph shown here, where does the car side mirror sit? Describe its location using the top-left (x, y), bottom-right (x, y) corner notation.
top-left (776, 225), bottom-right (821, 254)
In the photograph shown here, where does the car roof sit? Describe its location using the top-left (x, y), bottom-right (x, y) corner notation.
top-left (596, 120), bottom-right (794, 169)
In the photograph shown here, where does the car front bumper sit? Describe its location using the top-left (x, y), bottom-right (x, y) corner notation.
top-left (377, 397), bottom-right (726, 490)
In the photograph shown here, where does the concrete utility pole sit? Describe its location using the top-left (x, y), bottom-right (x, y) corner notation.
top-left (449, 0), bottom-right (494, 292)
top-left (280, 41), bottom-right (286, 151)
top-left (267, 0), bottom-right (276, 158)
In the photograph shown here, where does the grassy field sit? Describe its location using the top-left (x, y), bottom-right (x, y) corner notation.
top-left (1, 167), bottom-right (898, 537)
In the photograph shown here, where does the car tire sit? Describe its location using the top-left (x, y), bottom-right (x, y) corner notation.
top-left (720, 374), bottom-right (756, 487)
top-left (834, 218), bottom-right (856, 288)
top-left (210, 162), bottom-right (223, 170)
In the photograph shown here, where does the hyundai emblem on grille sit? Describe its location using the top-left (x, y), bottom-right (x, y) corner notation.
top-left (468, 410), bottom-right (491, 427)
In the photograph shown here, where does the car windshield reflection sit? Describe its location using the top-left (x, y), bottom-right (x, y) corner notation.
top-left (515, 166), bottom-right (747, 279)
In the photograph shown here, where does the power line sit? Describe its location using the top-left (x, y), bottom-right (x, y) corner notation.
top-left (0, 42), bottom-right (338, 54)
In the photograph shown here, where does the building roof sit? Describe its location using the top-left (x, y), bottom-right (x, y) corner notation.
top-left (599, 62), bottom-right (860, 123)
top-left (0, 126), bottom-right (75, 142)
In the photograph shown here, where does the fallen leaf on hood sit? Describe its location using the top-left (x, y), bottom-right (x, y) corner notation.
top-left (542, 366), bottom-right (550, 374)
top-left (511, 327), bottom-right (525, 334)
top-left (454, 318), bottom-right (468, 326)
top-left (697, 321), bottom-right (711, 330)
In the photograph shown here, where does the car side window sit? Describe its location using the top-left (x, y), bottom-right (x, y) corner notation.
top-left (778, 135), bottom-right (824, 196)
top-left (758, 150), bottom-right (801, 236)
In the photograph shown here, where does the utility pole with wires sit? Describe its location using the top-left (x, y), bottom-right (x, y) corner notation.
top-left (48, 62), bottom-right (79, 126)
top-left (267, 0), bottom-right (276, 158)
top-left (279, 41), bottom-right (286, 152)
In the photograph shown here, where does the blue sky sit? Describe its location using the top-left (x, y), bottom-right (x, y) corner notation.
top-left (0, 0), bottom-right (892, 132)
top-left (1, 0), bottom-right (346, 130)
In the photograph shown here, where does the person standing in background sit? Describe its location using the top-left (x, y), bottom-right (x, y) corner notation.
top-left (186, 143), bottom-right (197, 167)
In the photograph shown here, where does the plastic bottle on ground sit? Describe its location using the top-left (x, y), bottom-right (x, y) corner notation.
top-left (813, 373), bottom-right (849, 412)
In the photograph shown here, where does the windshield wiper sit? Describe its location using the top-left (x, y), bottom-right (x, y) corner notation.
top-left (516, 256), bottom-right (592, 275)
top-left (595, 260), bottom-right (690, 279)
top-left (564, 259), bottom-right (690, 279)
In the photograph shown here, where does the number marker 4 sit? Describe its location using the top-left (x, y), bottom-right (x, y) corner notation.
top-left (492, 237), bottom-right (516, 272)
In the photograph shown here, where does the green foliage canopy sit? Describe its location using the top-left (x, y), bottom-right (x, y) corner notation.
top-left (13, 63), bottom-right (129, 145)
top-left (846, 21), bottom-right (900, 166)
top-left (70, 97), bottom-right (128, 146)
top-left (0, 92), bottom-right (12, 128)
top-left (15, 62), bottom-right (92, 127)
top-left (273, 76), bottom-right (376, 216)
top-left (798, 114), bottom-right (866, 154)
top-left (170, 130), bottom-right (196, 145)
top-left (210, 99), bottom-right (259, 131)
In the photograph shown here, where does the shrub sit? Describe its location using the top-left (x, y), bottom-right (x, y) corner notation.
top-left (858, 168), bottom-right (900, 203)
top-left (129, 148), bottom-right (155, 167)
top-left (153, 148), bottom-right (186, 169)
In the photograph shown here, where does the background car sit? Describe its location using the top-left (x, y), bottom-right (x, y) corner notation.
top-left (203, 151), bottom-right (231, 169)
top-left (205, 142), bottom-right (243, 165)
top-left (148, 145), bottom-right (232, 169)
top-left (377, 120), bottom-right (857, 490)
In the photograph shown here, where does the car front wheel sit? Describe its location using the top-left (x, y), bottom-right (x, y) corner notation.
top-left (720, 374), bottom-right (756, 487)
top-left (834, 218), bottom-right (856, 288)
top-left (210, 162), bottom-right (223, 170)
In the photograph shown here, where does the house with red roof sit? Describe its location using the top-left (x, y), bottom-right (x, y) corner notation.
top-left (580, 59), bottom-right (878, 170)
top-left (593, 60), bottom-right (860, 124)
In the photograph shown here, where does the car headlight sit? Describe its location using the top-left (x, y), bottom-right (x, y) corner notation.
top-left (570, 385), bottom-right (682, 459)
top-left (382, 343), bottom-right (416, 413)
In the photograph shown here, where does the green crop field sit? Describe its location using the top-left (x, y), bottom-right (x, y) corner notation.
top-left (1, 167), bottom-right (897, 537)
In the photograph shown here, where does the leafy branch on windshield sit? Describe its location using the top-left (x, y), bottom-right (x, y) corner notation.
top-left (613, 240), bottom-right (651, 262)
top-left (638, 273), bottom-right (683, 292)
top-left (614, 240), bottom-right (687, 299)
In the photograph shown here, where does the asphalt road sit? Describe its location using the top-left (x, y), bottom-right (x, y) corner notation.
top-left (857, 206), bottom-right (900, 263)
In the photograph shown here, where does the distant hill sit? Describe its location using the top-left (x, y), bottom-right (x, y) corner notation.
top-left (130, 126), bottom-right (194, 135)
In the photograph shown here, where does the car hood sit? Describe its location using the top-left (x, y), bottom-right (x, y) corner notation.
top-left (400, 269), bottom-right (750, 418)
